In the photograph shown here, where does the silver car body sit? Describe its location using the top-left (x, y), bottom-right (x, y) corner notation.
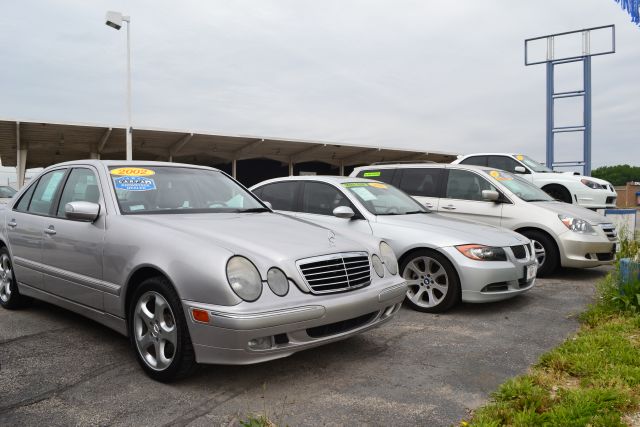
top-left (0, 161), bottom-right (406, 365)
top-left (251, 176), bottom-right (538, 303)
top-left (351, 163), bottom-right (618, 269)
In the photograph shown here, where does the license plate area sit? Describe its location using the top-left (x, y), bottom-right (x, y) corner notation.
top-left (525, 263), bottom-right (537, 281)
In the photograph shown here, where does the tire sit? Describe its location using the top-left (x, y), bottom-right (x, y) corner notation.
top-left (0, 247), bottom-right (31, 309)
top-left (519, 230), bottom-right (559, 277)
top-left (400, 249), bottom-right (460, 313)
top-left (128, 276), bottom-right (198, 382)
top-left (543, 185), bottom-right (572, 204)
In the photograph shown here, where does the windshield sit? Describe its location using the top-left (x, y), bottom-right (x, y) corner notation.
top-left (516, 154), bottom-right (554, 173)
top-left (485, 169), bottom-right (554, 202)
top-left (342, 182), bottom-right (428, 215)
top-left (109, 166), bottom-right (267, 214)
top-left (0, 186), bottom-right (17, 198)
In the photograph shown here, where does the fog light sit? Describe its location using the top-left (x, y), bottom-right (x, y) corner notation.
top-left (248, 336), bottom-right (273, 350)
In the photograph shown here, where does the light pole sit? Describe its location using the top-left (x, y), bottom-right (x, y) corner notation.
top-left (105, 11), bottom-right (133, 161)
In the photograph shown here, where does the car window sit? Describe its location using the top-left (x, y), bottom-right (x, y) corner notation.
top-left (57, 168), bottom-right (101, 217)
top-left (459, 156), bottom-right (488, 167)
top-left (27, 169), bottom-right (67, 215)
top-left (14, 183), bottom-right (37, 212)
top-left (257, 182), bottom-right (299, 211)
top-left (342, 182), bottom-right (427, 215)
top-left (397, 168), bottom-right (442, 197)
top-left (0, 186), bottom-right (17, 198)
top-left (110, 166), bottom-right (265, 214)
top-left (445, 169), bottom-right (497, 201)
top-left (487, 156), bottom-right (520, 173)
top-left (517, 154), bottom-right (554, 173)
top-left (485, 170), bottom-right (554, 202)
top-left (302, 182), bottom-right (351, 216)
top-left (355, 169), bottom-right (395, 185)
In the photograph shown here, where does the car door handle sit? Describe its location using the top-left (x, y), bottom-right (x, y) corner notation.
top-left (44, 226), bottom-right (56, 236)
top-left (441, 205), bottom-right (456, 210)
top-left (424, 203), bottom-right (434, 209)
top-left (8, 219), bottom-right (17, 228)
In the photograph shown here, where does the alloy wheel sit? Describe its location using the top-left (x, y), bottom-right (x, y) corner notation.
top-left (531, 240), bottom-right (546, 267)
top-left (402, 256), bottom-right (449, 308)
top-left (133, 291), bottom-right (177, 371)
top-left (0, 253), bottom-right (13, 303)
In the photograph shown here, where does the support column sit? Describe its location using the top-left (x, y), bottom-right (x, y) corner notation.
top-left (15, 122), bottom-right (27, 188)
top-left (288, 159), bottom-right (294, 176)
top-left (583, 56), bottom-right (592, 176)
top-left (232, 159), bottom-right (237, 179)
top-left (339, 161), bottom-right (345, 176)
top-left (545, 61), bottom-right (554, 170)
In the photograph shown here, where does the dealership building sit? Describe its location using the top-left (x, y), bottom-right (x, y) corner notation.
top-left (0, 119), bottom-right (457, 188)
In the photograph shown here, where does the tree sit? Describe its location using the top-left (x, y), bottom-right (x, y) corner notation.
top-left (592, 164), bottom-right (640, 186)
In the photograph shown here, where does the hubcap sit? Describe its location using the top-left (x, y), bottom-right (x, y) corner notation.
top-left (133, 291), bottom-right (177, 371)
top-left (0, 254), bottom-right (13, 303)
top-left (531, 240), bottom-right (546, 267)
top-left (403, 256), bottom-right (449, 308)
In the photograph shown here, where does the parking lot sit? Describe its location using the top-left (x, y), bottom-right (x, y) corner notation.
top-left (0, 266), bottom-right (607, 426)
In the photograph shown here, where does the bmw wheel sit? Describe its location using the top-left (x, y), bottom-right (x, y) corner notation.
top-left (400, 249), bottom-right (460, 313)
top-left (520, 230), bottom-right (559, 277)
top-left (128, 276), bottom-right (197, 382)
top-left (0, 247), bottom-right (31, 310)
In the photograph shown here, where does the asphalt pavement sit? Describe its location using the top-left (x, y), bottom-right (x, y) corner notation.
top-left (0, 266), bottom-right (608, 426)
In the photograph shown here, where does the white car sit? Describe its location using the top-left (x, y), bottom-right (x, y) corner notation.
top-left (251, 176), bottom-right (537, 313)
top-left (0, 185), bottom-right (17, 206)
top-left (451, 153), bottom-right (617, 209)
top-left (351, 163), bottom-right (618, 276)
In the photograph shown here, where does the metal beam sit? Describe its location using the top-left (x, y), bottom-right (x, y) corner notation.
top-left (339, 148), bottom-right (380, 164)
top-left (393, 152), bottom-right (427, 162)
top-left (233, 138), bottom-right (264, 156)
top-left (290, 144), bottom-right (327, 163)
top-left (169, 133), bottom-right (194, 159)
top-left (232, 159), bottom-right (237, 178)
top-left (98, 128), bottom-right (113, 153)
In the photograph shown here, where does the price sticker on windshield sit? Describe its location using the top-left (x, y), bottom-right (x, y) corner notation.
top-left (489, 170), bottom-right (513, 181)
top-left (110, 167), bottom-right (156, 176)
top-left (516, 155), bottom-right (524, 161)
top-left (113, 176), bottom-right (157, 191)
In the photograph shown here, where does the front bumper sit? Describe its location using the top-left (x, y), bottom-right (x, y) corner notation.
top-left (574, 188), bottom-right (617, 209)
top-left (441, 246), bottom-right (537, 303)
top-left (558, 230), bottom-right (617, 268)
top-left (182, 277), bottom-right (407, 365)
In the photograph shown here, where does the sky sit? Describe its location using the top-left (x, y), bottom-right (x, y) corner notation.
top-left (0, 0), bottom-right (639, 182)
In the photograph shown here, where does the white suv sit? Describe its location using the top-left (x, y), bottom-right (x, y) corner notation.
top-left (451, 153), bottom-right (617, 209)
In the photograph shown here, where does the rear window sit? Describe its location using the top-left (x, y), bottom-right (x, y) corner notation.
top-left (355, 169), bottom-right (395, 185)
top-left (397, 168), bottom-right (442, 197)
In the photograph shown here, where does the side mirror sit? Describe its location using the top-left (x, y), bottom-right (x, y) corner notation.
top-left (65, 201), bottom-right (100, 222)
top-left (333, 206), bottom-right (355, 219)
top-left (514, 166), bottom-right (527, 174)
top-left (263, 201), bottom-right (273, 210)
top-left (482, 190), bottom-right (500, 202)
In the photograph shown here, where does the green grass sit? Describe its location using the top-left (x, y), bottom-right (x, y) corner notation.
top-left (467, 272), bottom-right (640, 427)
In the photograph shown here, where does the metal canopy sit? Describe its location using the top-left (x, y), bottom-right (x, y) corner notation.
top-left (0, 119), bottom-right (456, 172)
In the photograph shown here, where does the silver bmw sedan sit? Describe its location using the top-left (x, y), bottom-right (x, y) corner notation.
top-left (0, 161), bottom-right (406, 381)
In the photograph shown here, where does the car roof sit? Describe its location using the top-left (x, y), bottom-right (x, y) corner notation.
top-left (456, 153), bottom-right (519, 157)
top-left (42, 159), bottom-right (221, 172)
top-left (353, 162), bottom-right (494, 173)
top-left (251, 175), bottom-right (379, 188)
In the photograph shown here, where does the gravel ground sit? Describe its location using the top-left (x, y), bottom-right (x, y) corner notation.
top-left (0, 266), bottom-right (608, 426)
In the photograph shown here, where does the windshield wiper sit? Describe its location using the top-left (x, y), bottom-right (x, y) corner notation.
top-left (237, 207), bottom-right (271, 213)
top-left (404, 210), bottom-right (429, 214)
top-left (526, 199), bottom-right (551, 202)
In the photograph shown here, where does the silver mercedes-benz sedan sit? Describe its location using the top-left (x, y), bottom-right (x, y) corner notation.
top-left (251, 176), bottom-right (538, 313)
top-left (0, 161), bottom-right (406, 381)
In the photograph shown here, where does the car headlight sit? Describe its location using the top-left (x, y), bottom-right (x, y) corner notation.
top-left (267, 267), bottom-right (289, 296)
top-left (580, 179), bottom-right (603, 190)
top-left (371, 254), bottom-right (385, 278)
top-left (456, 244), bottom-right (507, 261)
top-left (226, 256), bottom-right (262, 302)
top-left (379, 241), bottom-right (398, 275)
top-left (558, 214), bottom-right (595, 233)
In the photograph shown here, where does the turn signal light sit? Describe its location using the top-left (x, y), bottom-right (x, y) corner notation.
top-left (192, 308), bottom-right (210, 323)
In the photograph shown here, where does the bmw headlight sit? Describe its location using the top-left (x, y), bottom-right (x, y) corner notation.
top-left (456, 244), bottom-right (507, 261)
top-left (267, 267), bottom-right (289, 296)
top-left (558, 214), bottom-right (595, 233)
top-left (580, 179), bottom-right (603, 190)
top-left (371, 254), bottom-right (385, 278)
top-left (226, 256), bottom-right (262, 301)
top-left (379, 241), bottom-right (398, 275)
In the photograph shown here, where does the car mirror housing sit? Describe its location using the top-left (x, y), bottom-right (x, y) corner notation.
top-left (65, 201), bottom-right (100, 222)
top-left (482, 190), bottom-right (500, 202)
top-left (333, 206), bottom-right (355, 219)
top-left (262, 201), bottom-right (273, 210)
top-left (514, 166), bottom-right (527, 174)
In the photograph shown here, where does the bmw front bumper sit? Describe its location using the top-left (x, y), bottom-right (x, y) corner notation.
top-left (181, 277), bottom-right (407, 365)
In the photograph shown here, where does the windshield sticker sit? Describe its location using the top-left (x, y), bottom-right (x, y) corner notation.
top-left (350, 187), bottom-right (376, 201)
top-left (342, 182), bottom-right (369, 188)
top-left (113, 176), bottom-right (157, 191)
top-left (363, 171), bottom-right (381, 177)
top-left (489, 170), bottom-right (513, 181)
top-left (515, 155), bottom-right (524, 161)
top-left (110, 167), bottom-right (156, 176)
top-left (369, 182), bottom-right (387, 189)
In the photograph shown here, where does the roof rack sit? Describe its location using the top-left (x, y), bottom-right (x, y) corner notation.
top-left (370, 160), bottom-right (435, 165)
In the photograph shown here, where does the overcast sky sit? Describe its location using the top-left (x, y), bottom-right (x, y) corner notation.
top-left (0, 0), bottom-right (638, 177)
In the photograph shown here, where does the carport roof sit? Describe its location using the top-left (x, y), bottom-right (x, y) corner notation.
top-left (0, 118), bottom-right (457, 169)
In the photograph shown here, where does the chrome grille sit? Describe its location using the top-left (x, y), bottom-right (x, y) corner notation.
top-left (601, 223), bottom-right (617, 241)
top-left (297, 252), bottom-right (371, 294)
